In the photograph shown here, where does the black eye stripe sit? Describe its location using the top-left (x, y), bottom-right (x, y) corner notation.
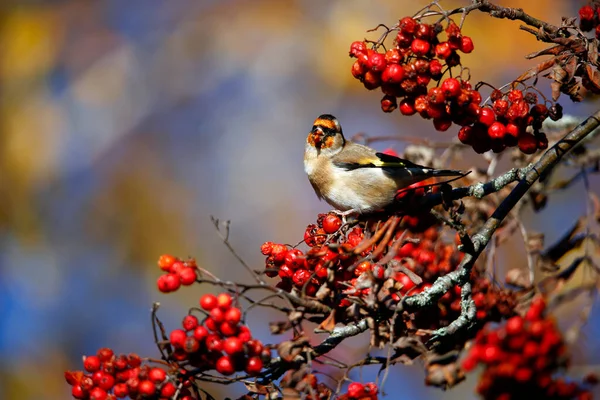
top-left (312, 125), bottom-right (338, 136)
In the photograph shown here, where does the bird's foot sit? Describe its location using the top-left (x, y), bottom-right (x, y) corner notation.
top-left (331, 209), bottom-right (359, 224)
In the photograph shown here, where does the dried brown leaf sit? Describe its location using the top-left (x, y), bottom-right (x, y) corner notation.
top-left (589, 40), bottom-right (599, 65)
top-left (551, 80), bottom-right (562, 101)
top-left (317, 310), bottom-right (336, 332)
top-left (549, 64), bottom-right (568, 83)
top-left (277, 335), bottom-right (310, 362)
top-left (269, 321), bottom-right (293, 335)
top-left (243, 382), bottom-right (271, 396)
top-left (585, 65), bottom-right (600, 91)
top-left (563, 57), bottom-right (578, 81)
top-left (526, 45), bottom-right (566, 59)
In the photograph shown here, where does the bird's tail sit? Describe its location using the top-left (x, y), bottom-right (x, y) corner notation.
top-left (429, 169), bottom-right (470, 179)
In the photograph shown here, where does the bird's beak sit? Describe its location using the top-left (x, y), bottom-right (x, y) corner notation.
top-left (311, 127), bottom-right (324, 148)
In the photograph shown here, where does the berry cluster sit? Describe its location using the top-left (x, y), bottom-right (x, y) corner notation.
top-left (457, 89), bottom-right (556, 154)
top-left (261, 216), bottom-right (362, 299)
top-left (579, 3), bottom-right (600, 36)
top-left (411, 276), bottom-right (517, 332)
top-left (167, 293), bottom-right (268, 376)
top-left (339, 382), bottom-right (379, 400)
top-left (262, 206), bottom-right (516, 336)
top-left (349, 17), bottom-right (562, 154)
top-left (462, 298), bottom-right (595, 400)
top-left (156, 254), bottom-right (198, 293)
top-left (65, 349), bottom-right (175, 400)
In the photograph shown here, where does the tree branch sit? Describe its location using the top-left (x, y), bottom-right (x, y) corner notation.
top-left (403, 109), bottom-right (600, 345)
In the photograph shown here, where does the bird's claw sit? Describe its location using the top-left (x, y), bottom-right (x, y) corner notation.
top-left (331, 209), bottom-right (359, 224)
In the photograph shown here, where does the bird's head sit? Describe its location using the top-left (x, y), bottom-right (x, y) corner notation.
top-left (307, 114), bottom-right (345, 156)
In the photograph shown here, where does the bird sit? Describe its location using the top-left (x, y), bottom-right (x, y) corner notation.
top-left (304, 114), bottom-right (466, 216)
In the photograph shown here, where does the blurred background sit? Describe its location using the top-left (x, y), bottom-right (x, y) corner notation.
top-left (0, 0), bottom-right (598, 399)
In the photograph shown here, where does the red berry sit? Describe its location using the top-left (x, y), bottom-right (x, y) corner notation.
top-left (97, 373), bottom-right (115, 391)
top-left (515, 367), bottom-right (533, 383)
top-left (433, 117), bottom-right (452, 131)
top-left (441, 78), bottom-right (461, 98)
top-left (89, 387), bottom-right (108, 400)
top-left (219, 321), bottom-right (239, 336)
top-left (458, 126), bottom-right (474, 144)
top-left (193, 325), bottom-right (209, 341)
top-left (381, 64), bottom-right (405, 84)
top-left (428, 87), bottom-right (445, 105)
top-left (381, 95), bottom-right (398, 113)
top-left (415, 23), bottom-right (433, 40)
top-left (178, 267), bottom-right (197, 285)
top-left (246, 339), bottom-right (264, 356)
top-left (160, 382), bottom-right (176, 397)
top-left (260, 241), bottom-right (273, 255)
top-left (411, 39), bottom-right (431, 56)
top-left (113, 383), bottom-right (128, 398)
top-left (323, 214), bottom-right (342, 233)
top-left (270, 244), bottom-right (288, 263)
top-left (395, 32), bottom-right (413, 48)
top-left (223, 337), bottom-right (244, 355)
top-left (462, 355), bottom-right (478, 371)
top-left (164, 273), bottom-right (181, 292)
top-left (200, 294), bottom-right (218, 310)
top-left (97, 348), bottom-right (114, 362)
top-left (170, 261), bottom-right (185, 274)
top-left (349, 41), bottom-right (367, 58)
top-left (210, 307), bottom-right (225, 323)
top-left (459, 36), bottom-right (474, 53)
top-left (478, 107), bottom-right (495, 126)
top-left (399, 98), bottom-right (416, 115)
top-left (205, 316), bottom-right (217, 331)
top-left (505, 316), bottom-right (524, 335)
top-left (217, 293), bottom-right (233, 310)
top-left (238, 325), bottom-right (252, 342)
top-left (292, 268), bottom-right (312, 287)
top-left (368, 52), bottom-right (386, 72)
top-left (148, 368), bottom-right (166, 383)
top-left (224, 307), bottom-right (242, 325)
top-left (385, 48), bottom-right (403, 64)
top-left (488, 122), bottom-right (506, 140)
top-left (278, 264), bottom-right (294, 279)
top-left (84, 355), bottom-right (101, 372)
top-left (426, 61), bottom-right (441, 81)
top-left (435, 42), bottom-right (452, 59)
top-left (126, 353), bottom-right (141, 368)
top-left (206, 335), bottom-right (224, 352)
top-left (347, 382), bottom-right (366, 398)
top-left (216, 356), bottom-right (236, 375)
top-left (400, 17), bottom-right (418, 34)
top-left (349, 62), bottom-right (365, 79)
top-left (138, 380), bottom-right (156, 397)
top-left (158, 254), bottom-right (176, 271)
top-left (169, 329), bottom-right (187, 348)
top-left (71, 385), bottom-right (86, 399)
top-left (518, 133), bottom-right (538, 154)
top-left (184, 336), bottom-right (200, 353)
top-left (508, 89), bottom-right (524, 103)
top-left (245, 356), bottom-right (263, 375)
top-left (363, 70), bottom-right (381, 90)
top-left (579, 5), bottom-right (595, 22)
top-left (157, 274), bottom-right (171, 293)
top-left (284, 249), bottom-right (306, 270)
top-left (482, 344), bottom-right (501, 363)
top-left (364, 383), bottom-right (378, 396)
top-left (182, 315), bottom-right (199, 331)
top-left (493, 99), bottom-right (509, 117)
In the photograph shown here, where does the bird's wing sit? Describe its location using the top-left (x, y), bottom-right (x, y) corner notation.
top-left (331, 142), bottom-right (425, 174)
